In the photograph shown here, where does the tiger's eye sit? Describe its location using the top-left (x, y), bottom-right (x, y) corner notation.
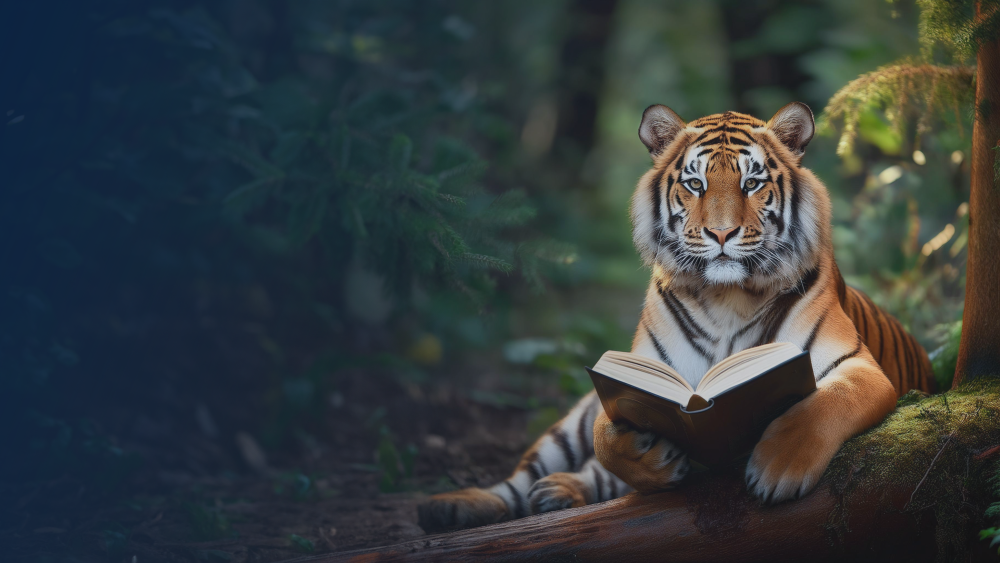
top-left (744, 178), bottom-right (758, 190)
top-left (689, 179), bottom-right (702, 190)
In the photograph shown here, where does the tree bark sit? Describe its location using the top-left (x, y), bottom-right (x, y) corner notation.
top-left (954, 1), bottom-right (1000, 387)
top-left (279, 471), bottom-right (991, 563)
top-left (554, 0), bottom-right (619, 171)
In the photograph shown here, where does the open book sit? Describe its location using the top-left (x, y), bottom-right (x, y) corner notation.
top-left (587, 342), bottom-right (816, 468)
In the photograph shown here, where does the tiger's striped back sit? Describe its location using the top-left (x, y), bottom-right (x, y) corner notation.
top-left (835, 268), bottom-right (935, 394)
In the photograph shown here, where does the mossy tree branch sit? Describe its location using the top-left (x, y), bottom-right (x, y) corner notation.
top-left (283, 382), bottom-right (1000, 563)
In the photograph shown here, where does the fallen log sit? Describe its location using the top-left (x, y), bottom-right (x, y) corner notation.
top-left (285, 382), bottom-right (1000, 563)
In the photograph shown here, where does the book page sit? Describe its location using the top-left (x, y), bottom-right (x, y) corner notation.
top-left (592, 351), bottom-right (693, 404)
top-left (695, 342), bottom-right (803, 399)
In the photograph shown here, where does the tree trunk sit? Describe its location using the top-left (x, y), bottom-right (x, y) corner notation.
top-left (553, 0), bottom-right (619, 173)
top-left (954, 1), bottom-right (1000, 387)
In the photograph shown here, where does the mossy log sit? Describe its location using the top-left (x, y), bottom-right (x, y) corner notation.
top-left (289, 382), bottom-right (1000, 563)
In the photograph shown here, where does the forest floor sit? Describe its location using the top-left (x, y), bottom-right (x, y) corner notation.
top-left (3, 327), bottom-right (539, 562)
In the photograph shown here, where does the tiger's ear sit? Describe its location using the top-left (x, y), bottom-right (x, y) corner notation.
top-left (767, 102), bottom-right (814, 156)
top-left (639, 104), bottom-right (685, 157)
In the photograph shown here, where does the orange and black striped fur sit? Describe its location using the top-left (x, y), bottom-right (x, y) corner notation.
top-left (417, 102), bottom-right (933, 532)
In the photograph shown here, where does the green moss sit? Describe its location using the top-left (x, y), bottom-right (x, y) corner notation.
top-left (824, 379), bottom-right (1000, 561)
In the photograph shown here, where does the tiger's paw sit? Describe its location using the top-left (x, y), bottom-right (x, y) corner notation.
top-left (417, 488), bottom-right (508, 533)
top-left (527, 472), bottom-right (589, 514)
top-left (593, 410), bottom-right (688, 493)
top-left (745, 406), bottom-right (840, 503)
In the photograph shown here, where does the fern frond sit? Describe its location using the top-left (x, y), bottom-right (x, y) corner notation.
top-left (819, 62), bottom-right (974, 157)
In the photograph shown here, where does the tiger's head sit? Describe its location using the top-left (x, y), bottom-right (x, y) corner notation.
top-left (631, 102), bottom-right (831, 290)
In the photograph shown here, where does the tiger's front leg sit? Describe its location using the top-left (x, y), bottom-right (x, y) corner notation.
top-left (592, 410), bottom-right (690, 493)
top-left (417, 392), bottom-right (630, 532)
top-left (746, 312), bottom-right (898, 503)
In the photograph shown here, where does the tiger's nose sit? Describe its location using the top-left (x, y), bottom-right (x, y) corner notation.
top-left (705, 226), bottom-right (740, 245)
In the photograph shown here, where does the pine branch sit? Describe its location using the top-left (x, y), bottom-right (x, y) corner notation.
top-left (916, 0), bottom-right (975, 60)
top-left (435, 193), bottom-right (466, 206)
top-left (820, 62), bottom-right (974, 156)
top-left (459, 253), bottom-right (514, 274)
top-left (436, 160), bottom-right (488, 187)
top-left (517, 239), bottom-right (579, 265)
top-left (478, 190), bottom-right (537, 227)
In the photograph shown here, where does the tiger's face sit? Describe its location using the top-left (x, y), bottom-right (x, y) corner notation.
top-left (631, 102), bottom-right (828, 289)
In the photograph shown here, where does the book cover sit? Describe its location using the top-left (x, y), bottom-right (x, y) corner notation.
top-left (586, 351), bottom-right (816, 468)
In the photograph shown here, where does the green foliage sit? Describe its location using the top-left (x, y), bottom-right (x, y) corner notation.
top-left (828, 378), bottom-right (1000, 561)
top-left (896, 388), bottom-right (932, 407)
top-left (980, 526), bottom-right (1000, 554)
top-left (990, 471), bottom-right (1000, 518)
top-left (289, 534), bottom-right (315, 553)
top-left (911, 0), bottom-right (1000, 61)
top-left (101, 523), bottom-right (131, 559)
top-left (364, 404), bottom-right (418, 493)
top-left (3, 0), bottom-right (565, 478)
top-left (183, 501), bottom-right (233, 541)
top-left (501, 314), bottom-right (629, 402)
top-left (376, 425), bottom-right (418, 493)
top-left (985, 459), bottom-right (1000, 553)
top-left (23, 414), bottom-right (142, 488)
top-left (821, 0), bottom-right (978, 161)
top-left (813, 0), bottom-right (972, 360)
top-left (914, 0), bottom-right (975, 59)
top-left (930, 320), bottom-right (963, 390)
top-left (526, 406), bottom-right (563, 440)
top-left (820, 62), bottom-right (974, 157)
top-left (273, 472), bottom-right (317, 501)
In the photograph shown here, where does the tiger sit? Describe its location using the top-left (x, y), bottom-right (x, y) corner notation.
top-left (417, 102), bottom-right (934, 532)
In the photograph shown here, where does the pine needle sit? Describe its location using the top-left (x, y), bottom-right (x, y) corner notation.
top-left (459, 253), bottom-right (513, 274)
top-left (820, 62), bottom-right (974, 157)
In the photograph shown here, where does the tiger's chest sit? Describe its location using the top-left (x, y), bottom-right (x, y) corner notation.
top-left (643, 285), bottom-right (785, 388)
top-left (664, 318), bottom-right (770, 388)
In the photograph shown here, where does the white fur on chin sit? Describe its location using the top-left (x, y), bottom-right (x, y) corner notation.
top-left (703, 259), bottom-right (748, 285)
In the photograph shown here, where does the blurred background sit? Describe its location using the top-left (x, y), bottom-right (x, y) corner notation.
top-left (1, 0), bottom-right (970, 559)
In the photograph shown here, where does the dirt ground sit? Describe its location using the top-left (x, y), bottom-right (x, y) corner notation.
top-left (2, 320), bottom-right (540, 562)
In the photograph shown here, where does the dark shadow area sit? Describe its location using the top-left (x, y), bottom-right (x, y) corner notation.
top-left (0, 1), bottom-right (976, 561)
